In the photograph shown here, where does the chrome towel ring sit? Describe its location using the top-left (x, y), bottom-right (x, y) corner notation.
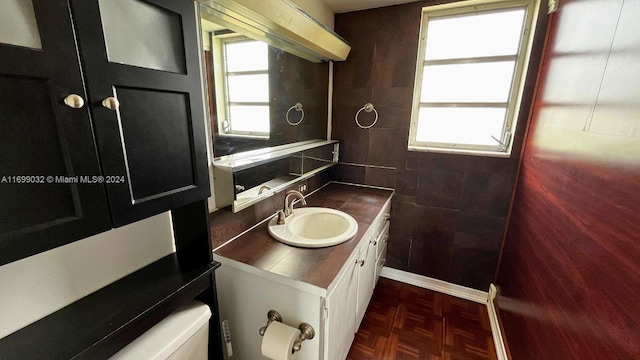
top-left (286, 102), bottom-right (305, 125)
top-left (355, 103), bottom-right (378, 129)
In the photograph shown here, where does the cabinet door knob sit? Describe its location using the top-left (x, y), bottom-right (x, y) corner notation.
top-left (102, 96), bottom-right (120, 111)
top-left (63, 94), bottom-right (85, 109)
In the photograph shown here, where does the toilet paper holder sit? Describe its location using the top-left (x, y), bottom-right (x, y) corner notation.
top-left (259, 310), bottom-right (315, 353)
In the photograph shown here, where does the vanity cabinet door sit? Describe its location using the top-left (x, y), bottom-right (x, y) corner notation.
top-left (70, 0), bottom-right (210, 226)
top-left (326, 255), bottom-right (358, 360)
top-left (0, 0), bottom-right (111, 265)
top-left (356, 238), bottom-right (377, 330)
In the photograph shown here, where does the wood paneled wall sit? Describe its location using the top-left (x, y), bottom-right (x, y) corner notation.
top-left (496, 0), bottom-right (640, 357)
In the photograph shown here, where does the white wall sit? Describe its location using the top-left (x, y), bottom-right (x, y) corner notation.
top-left (0, 212), bottom-right (175, 339)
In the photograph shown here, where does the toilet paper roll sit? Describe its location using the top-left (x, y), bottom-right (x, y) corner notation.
top-left (261, 321), bottom-right (302, 360)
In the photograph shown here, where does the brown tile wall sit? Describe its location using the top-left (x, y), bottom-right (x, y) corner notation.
top-left (332, 1), bottom-right (546, 290)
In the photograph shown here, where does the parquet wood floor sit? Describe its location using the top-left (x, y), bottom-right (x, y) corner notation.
top-left (347, 278), bottom-right (497, 360)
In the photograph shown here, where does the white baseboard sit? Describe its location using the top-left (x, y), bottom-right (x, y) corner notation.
top-left (380, 267), bottom-right (488, 304)
top-left (488, 284), bottom-right (509, 360)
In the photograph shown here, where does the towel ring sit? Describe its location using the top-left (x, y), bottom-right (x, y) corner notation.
top-left (355, 103), bottom-right (378, 129)
top-left (286, 103), bottom-right (305, 125)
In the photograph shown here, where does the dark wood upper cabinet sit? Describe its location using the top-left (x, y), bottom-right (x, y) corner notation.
top-left (71, 0), bottom-right (210, 226)
top-left (0, 0), bottom-right (210, 264)
top-left (0, 0), bottom-right (112, 265)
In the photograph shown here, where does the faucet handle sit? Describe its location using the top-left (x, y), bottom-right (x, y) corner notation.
top-left (277, 210), bottom-right (286, 225)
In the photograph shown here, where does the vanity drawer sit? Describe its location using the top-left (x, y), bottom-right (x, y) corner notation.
top-left (375, 221), bottom-right (390, 260)
top-left (375, 200), bottom-right (391, 236)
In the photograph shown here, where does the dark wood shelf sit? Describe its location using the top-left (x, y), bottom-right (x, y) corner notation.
top-left (0, 254), bottom-right (220, 359)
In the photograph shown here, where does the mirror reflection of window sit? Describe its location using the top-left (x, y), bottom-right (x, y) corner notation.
top-left (199, 3), bottom-right (331, 158)
top-left (213, 35), bottom-right (270, 138)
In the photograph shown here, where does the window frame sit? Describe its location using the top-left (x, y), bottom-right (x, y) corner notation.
top-left (212, 34), bottom-right (270, 139)
top-left (408, 0), bottom-right (540, 157)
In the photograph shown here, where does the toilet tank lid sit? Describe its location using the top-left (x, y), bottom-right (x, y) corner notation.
top-left (110, 300), bottom-right (211, 360)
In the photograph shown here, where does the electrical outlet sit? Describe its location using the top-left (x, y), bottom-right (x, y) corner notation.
top-left (298, 183), bottom-right (308, 193)
top-left (222, 320), bottom-right (233, 358)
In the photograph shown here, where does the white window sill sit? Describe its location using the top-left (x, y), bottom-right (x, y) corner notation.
top-left (407, 145), bottom-right (513, 158)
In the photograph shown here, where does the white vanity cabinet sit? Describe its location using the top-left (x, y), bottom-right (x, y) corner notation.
top-left (355, 234), bottom-right (377, 330)
top-left (375, 220), bottom-right (390, 283)
top-left (214, 194), bottom-right (392, 360)
top-left (325, 201), bottom-right (392, 359)
top-left (325, 250), bottom-right (359, 360)
top-left (374, 202), bottom-right (391, 284)
top-left (355, 200), bottom-right (390, 330)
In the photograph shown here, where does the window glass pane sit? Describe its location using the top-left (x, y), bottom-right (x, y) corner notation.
top-left (0, 0), bottom-right (42, 49)
top-left (225, 40), bottom-right (268, 72)
top-left (99, 0), bottom-right (185, 73)
top-left (227, 74), bottom-right (269, 102)
top-left (416, 107), bottom-right (506, 146)
top-left (425, 9), bottom-right (525, 60)
top-left (421, 61), bottom-right (515, 103)
top-left (229, 105), bottom-right (270, 133)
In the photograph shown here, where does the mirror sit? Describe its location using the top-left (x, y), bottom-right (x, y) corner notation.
top-left (213, 140), bottom-right (339, 211)
top-left (199, 3), bottom-right (330, 158)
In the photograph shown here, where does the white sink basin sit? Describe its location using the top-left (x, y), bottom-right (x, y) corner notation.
top-left (268, 207), bottom-right (358, 248)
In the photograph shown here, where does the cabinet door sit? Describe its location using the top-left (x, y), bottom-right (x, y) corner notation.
top-left (356, 239), bottom-right (377, 330)
top-left (71, 0), bottom-right (210, 226)
top-left (0, 0), bottom-right (111, 265)
top-left (326, 257), bottom-right (358, 360)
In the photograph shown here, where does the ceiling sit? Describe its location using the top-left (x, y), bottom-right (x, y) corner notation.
top-left (322, 0), bottom-right (419, 13)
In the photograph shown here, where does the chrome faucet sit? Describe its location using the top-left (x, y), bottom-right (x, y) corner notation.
top-left (258, 185), bottom-right (271, 194)
top-left (277, 190), bottom-right (307, 224)
top-left (284, 190), bottom-right (307, 216)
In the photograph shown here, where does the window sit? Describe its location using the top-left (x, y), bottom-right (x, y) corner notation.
top-left (212, 35), bottom-right (270, 138)
top-left (409, 0), bottom-right (539, 155)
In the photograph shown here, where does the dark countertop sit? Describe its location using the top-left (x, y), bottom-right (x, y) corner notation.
top-left (213, 182), bottom-right (393, 290)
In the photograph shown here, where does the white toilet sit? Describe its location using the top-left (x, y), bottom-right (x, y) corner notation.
top-left (110, 300), bottom-right (211, 360)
